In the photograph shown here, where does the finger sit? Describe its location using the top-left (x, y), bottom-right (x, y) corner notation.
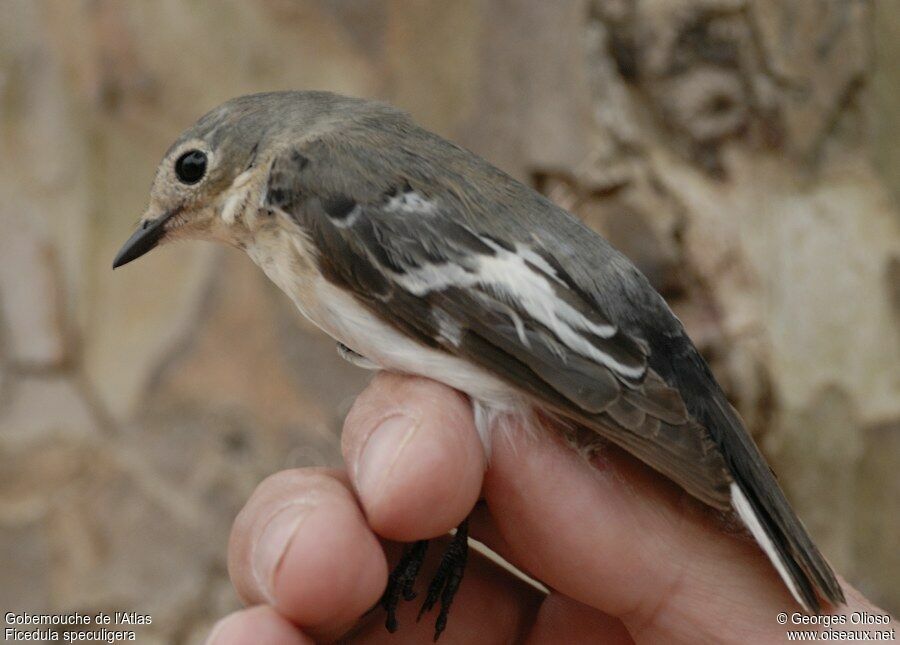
top-left (342, 373), bottom-right (485, 541)
top-left (483, 427), bottom-right (803, 641)
top-left (525, 595), bottom-right (633, 645)
top-left (206, 606), bottom-right (313, 645)
top-left (467, 503), bottom-right (633, 645)
top-left (228, 468), bottom-right (387, 634)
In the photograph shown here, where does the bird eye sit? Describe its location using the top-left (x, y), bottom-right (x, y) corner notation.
top-left (174, 150), bottom-right (207, 184)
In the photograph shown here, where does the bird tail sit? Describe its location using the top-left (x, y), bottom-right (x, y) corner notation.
top-left (714, 398), bottom-right (845, 612)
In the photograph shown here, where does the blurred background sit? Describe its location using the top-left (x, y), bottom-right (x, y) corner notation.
top-left (1, 0), bottom-right (898, 641)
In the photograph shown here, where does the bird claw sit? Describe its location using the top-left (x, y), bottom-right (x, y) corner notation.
top-left (336, 342), bottom-right (378, 370)
top-left (378, 519), bottom-right (469, 641)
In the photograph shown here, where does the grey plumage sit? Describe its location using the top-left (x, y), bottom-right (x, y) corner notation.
top-left (265, 129), bottom-right (733, 503)
top-left (262, 92), bottom-right (841, 610)
top-left (117, 91), bottom-right (845, 614)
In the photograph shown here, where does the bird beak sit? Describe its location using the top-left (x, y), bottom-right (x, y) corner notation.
top-left (112, 208), bottom-right (178, 269)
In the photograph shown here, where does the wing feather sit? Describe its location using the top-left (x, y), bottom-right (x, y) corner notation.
top-left (265, 141), bottom-right (732, 508)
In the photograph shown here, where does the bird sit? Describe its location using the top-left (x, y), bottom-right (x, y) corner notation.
top-left (113, 90), bottom-right (844, 639)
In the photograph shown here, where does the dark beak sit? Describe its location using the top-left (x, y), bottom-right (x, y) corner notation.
top-left (112, 209), bottom-right (177, 269)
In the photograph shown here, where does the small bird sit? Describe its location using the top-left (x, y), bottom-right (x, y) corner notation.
top-left (114, 91), bottom-right (844, 638)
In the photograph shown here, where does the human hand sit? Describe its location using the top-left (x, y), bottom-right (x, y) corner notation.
top-left (208, 373), bottom-right (884, 643)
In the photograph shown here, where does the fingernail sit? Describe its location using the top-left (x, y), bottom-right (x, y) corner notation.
top-left (252, 502), bottom-right (312, 604)
top-left (356, 414), bottom-right (420, 498)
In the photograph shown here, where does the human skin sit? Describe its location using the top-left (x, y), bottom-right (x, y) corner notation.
top-left (210, 373), bottom-right (886, 644)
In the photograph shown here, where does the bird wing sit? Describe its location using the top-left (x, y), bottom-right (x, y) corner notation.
top-left (263, 138), bottom-right (732, 509)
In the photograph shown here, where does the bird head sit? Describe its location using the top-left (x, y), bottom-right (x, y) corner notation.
top-left (112, 91), bottom-right (346, 269)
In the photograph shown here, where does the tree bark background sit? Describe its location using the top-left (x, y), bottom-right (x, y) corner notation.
top-left (1, 0), bottom-right (897, 640)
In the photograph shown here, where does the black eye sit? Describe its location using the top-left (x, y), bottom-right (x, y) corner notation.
top-left (174, 150), bottom-right (207, 184)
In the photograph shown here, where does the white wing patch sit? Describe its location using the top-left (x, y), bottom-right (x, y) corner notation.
top-left (431, 307), bottom-right (463, 346)
top-left (389, 237), bottom-right (643, 380)
top-left (331, 204), bottom-right (362, 228)
top-left (385, 190), bottom-right (438, 215)
top-left (517, 246), bottom-right (567, 287)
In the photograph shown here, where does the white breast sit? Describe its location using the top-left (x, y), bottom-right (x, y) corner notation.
top-left (315, 280), bottom-right (521, 404)
top-left (245, 226), bottom-right (530, 448)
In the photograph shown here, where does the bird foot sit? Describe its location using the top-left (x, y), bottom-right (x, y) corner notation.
top-left (378, 519), bottom-right (469, 641)
top-left (336, 342), bottom-right (378, 370)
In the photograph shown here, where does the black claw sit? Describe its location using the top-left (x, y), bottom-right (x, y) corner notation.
top-left (401, 540), bottom-right (428, 601)
top-left (376, 519), bottom-right (470, 641)
top-left (434, 546), bottom-right (466, 640)
top-left (380, 540), bottom-right (429, 633)
top-left (417, 549), bottom-right (449, 619)
top-left (418, 519), bottom-right (469, 641)
top-left (385, 611), bottom-right (398, 634)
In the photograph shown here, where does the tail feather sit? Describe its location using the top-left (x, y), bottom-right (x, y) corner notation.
top-left (716, 399), bottom-right (845, 612)
top-left (626, 311), bottom-right (843, 611)
top-left (731, 483), bottom-right (819, 611)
